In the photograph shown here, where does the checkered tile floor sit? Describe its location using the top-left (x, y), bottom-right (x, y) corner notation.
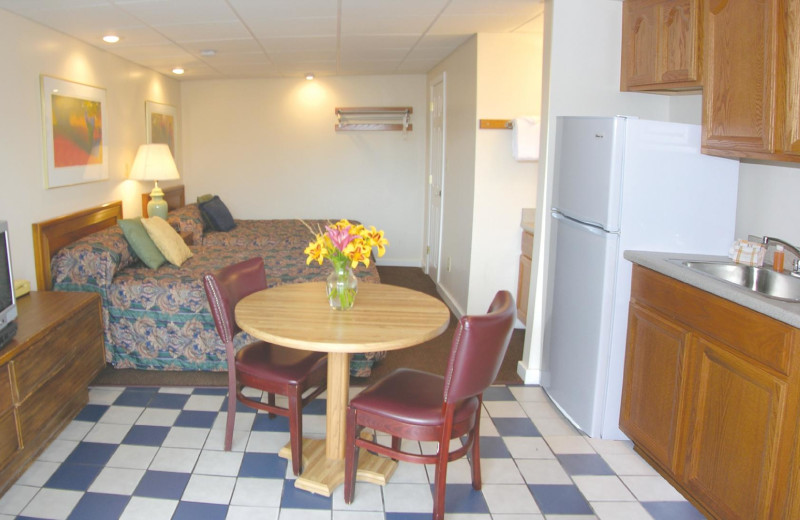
top-left (0, 385), bottom-right (705, 520)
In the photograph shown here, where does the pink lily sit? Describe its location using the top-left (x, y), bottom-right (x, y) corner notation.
top-left (326, 224), bottom-right (357, 252)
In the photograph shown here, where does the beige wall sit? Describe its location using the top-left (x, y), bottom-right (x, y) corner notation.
top-left (180, 76), bottom-right (427, 266)
top-left (0, 9), bottom-right (180, 290)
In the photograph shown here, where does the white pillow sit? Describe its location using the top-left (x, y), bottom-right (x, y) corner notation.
top-left (141, 216), bottom-right (193, 266)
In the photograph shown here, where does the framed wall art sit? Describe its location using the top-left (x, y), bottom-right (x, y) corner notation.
top-left (145, 100), bottom-right (177, 158)
top-left (40, 75), bottom-right (108, 188)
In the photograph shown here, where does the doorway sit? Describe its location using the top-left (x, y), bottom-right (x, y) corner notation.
top-left (426, 73), bottom-right (446, 282)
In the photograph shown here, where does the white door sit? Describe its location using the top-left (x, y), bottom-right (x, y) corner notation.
top-left (427, 74), bottom-right (445, 281)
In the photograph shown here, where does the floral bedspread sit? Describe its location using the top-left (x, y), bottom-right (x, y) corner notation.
top-left (51, 216), bottom-right (383, 375)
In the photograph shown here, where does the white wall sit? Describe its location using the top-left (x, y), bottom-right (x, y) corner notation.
top-left (427, 38), bottom-right (479, 312)
top-left (521, 0), bottom-right (671, 383)
top-left (471, 33), bottom-right (542, 314)
top-left (0, 9), bottom-right (180, 290)
top-left (180, 76), bottom-right (426, 267)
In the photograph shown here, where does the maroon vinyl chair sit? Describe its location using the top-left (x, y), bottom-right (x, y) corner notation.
top-left (203, 257), bottom-right (327, 476)
top-left (343, 290), bottom-right (515, 520)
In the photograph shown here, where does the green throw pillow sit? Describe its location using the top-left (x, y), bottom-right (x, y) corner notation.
top-left (196, 194), bottom-right (214, 203)
top-left (118, 218), bottom-right (167, 269)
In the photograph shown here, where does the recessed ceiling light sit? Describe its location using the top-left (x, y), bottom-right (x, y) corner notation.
top-left (102, 34), bottom-right (120, 44)
top-left (200, 49), bottom-right (216, 57)
top-left (172, 67), bottom-right (185, 75)
top-left (305, 73), bottom-right (315, 80)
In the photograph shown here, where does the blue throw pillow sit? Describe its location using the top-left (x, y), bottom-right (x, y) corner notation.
top-left (198, 195), bottom-right (236, 232)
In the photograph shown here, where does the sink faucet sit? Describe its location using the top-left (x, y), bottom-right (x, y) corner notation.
top-left (761, 236), bottom-right (800, 274)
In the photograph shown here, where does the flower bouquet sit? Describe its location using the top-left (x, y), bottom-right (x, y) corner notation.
top-left (303, 219), bottom-right (389, 310)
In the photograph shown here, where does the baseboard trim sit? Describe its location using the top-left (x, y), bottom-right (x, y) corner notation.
top-left (435, 284), bottom-right (464, 318)
top-left (517, 361), bottom-right (541, 385)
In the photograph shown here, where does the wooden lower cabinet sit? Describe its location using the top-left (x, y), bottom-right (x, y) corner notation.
top-left (622, 265), bottom-right (800, 519)
top-left (0, 291), bottom-right (104, 495)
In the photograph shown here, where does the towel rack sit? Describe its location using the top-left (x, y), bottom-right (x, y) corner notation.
top-left (335, 107), bottom-right (413, 132)
top-left (479, 119), bottom-right (513, 130)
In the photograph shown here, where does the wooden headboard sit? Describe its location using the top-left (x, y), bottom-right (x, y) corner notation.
top-left (141, 184), bottom-right (186, 217)
top-left (32, 201), bottom-right (124, 291)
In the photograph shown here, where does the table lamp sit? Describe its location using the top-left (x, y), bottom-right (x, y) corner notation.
top-left (129, 143), bottom-right (180, 219)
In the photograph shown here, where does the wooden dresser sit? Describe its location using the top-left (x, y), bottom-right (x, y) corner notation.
top-left (0, 291), bottom-right (104, 495)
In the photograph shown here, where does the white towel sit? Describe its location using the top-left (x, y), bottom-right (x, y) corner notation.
top-left (728, 239), bottom-right (766, 267)
top-left (512, 116), bottom-right (540, 161)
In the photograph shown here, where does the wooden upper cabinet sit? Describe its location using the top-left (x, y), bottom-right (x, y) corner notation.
top-left (778, 0), bottom-right (800, 156)
top-left (621, 0), bottom-right (702, 91)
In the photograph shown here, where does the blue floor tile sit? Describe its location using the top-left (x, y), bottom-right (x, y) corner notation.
top-left (174, 410), bottom-right (218, 428)
top-left (220, 399), bottom-right (258, 413)
top-left (386, 514), bottom-right (431, 520)
top-left (252, 413), bottom-right (290, 432)
top-left (67, 492), bottom-right (130, 520)
top-left (492, 417), bottom-right (540, 437)
top-left (643, 500), bottom-right (706, 520)
top-left (303, 398), bottom-right (327, 415)
top-left (483, 386), bottom-right (515, 401)
top-left (281, 482), bottom-right (332, 509)
top-left (556, 453), bottom-right (615, 475)
top-left (239, 452), bottom-right (287, 479)
top-left (64, 442), bottom-right (117, 466)
top-left (134, 470), bottom-right (191, 500)
top-left (440, 483), bottom-right (490, 514)
top-left (122, 425), bottom-right (171, 446)
top-left (478, 436), bottom-right (511, 458)
top-left (44, 462), bottom-right (103, 491)
top-left (74, 404), bottom-right (109, 422)
top-left (193, 387), bottom-right (228, 396)
top-left (528, 484), bottom-right (594, 515)
top-left (114, 387), bottom-right (157, 407)
top-left (172, 501), bottom-right (228, 520)
top-left (148, 392), bottom-right (191, 409)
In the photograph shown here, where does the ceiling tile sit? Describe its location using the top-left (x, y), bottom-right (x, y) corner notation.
top-left (115, 0), bottom-right (239, 25)
top-left (153, 21), bottom-right (250, 42)
top-left (257, 36), bottom-right (337, 53)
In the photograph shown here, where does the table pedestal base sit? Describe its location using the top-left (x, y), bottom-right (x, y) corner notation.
top-left (279, 438), bottom-right (397, 496)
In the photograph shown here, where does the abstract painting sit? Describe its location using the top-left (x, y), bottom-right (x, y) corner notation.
top-left (41, 76), bottom-right (108, 188)
top-left (146, 101), bottom-right (177, 158)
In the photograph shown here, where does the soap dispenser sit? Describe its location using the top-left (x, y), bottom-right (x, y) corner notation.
top-left (774, 244), bottom-right (785, 273)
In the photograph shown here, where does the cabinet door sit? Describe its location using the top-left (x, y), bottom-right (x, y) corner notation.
top-left (683, 335), bottom-right (788, 520)
top-left (659, 0), bottom-right (701, 84)
top-left (516, 254), bottom-right (531, 323)
top-left (702, 0), bottom-right (777, 157)
top-left (620, 303), bottom-right (689, 472)
top-left (778, 0), bottom-right (800, 155)
top-left (621, 0), bottom-right (660, 88)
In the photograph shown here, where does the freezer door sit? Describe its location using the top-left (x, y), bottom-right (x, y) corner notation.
top-left (543, 211), bottom-right (620, 437)
top-left (552, 116), bottom-right (625, 232)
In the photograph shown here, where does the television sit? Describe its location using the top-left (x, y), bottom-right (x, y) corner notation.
top-left (0, 221), bottom-right (17, 349)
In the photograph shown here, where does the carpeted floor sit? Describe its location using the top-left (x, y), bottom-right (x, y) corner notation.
top-left (91, 265), bottom-right (525, 387)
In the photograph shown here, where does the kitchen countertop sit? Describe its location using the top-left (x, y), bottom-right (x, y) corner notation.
top-left (624, 250), bottom-right (800, 329)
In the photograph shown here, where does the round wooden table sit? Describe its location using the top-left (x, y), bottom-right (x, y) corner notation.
top-left (236, 281), bottom-right (450, 495)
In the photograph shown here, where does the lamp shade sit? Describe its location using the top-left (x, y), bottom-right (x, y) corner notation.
top-left (129, 144), bottom-right (179, 181)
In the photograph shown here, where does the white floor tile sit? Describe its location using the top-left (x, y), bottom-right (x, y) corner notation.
top-left (157, 387), bottom-right (194, 395)
top-left (19, 488), bottom-right (83, 520)
top-left (479, 458), bottom-right (525, 484)
top-left (516, 459), bottom-right (573, 485)
top-left (56, 420), bottom-right (93, 441)
top-left (483, 401), bottom-right (527, 418)
top-left (572, 476), bottom-right (636, 502)
top-left (480, 417), bottom-right (500, 437)
top-left (503, 437), bottom-right (555, 459)
top-left (600, 452), bottom-right (658, 477)
top-left (37, 439), bottom-right (78, 463)
top-left (522, 401), bottom-right (565, 421)
top-left (279, 509), bottom-right (331, 520)
top-left (149, 447), bottom-right (201, 473)
top-left (0, 484), bottom-right (38, 515)
top-left (107, 445), bottom-right (159, 470)
top-left (425, 458), bottom-right (473, 484)
top-left (100, 405), bottom-right (145, 425)
top-left (382, 482), bottom-right (434, 513)
top-left (226, 505), bottom-right (279, 520)
top-left (88, 387), bottom-right (124, 405)
top-left (211, 411), bottom-right (255, 431)
top-left (246, 431), bottom-right (291, 453)
top-left (387, 460), bottom-right (429, 483)
top-left (119, 496), bottom-right (178, 520)
top-left (591, 501), bottom-right (653, 520)
top-left (205, 427), bottom-right (250, 451)
top-left (332, 481), bottom-right (383, 511)
top-left (181, 474), bottom-right (236, 504)
top-left (620, 475), bottom-right (686, 501)
top-left (136, 408), bottom-right (180, 427)
top-left (586, 438), bottom-right (635, 457)
top-left (545, 436), bottom-right (595, 455)
top-left (184, 394), bottom-right (226, 411)
top-left (332, 511), bottom-right (385, 520)
top-left (162, 426), bottom-right (210, 449)
top-left (194, 449), bottom-right (244, 476)
top-left (230, 477), bottom-right (284, 507)
top-left (89, 467), bottom-right (145, 495)
top-left (491, 514), bottom-right (545, 520)
top-left (303, 414), bottom-right (327, 435)
top-left (532, 417), bottom-right (580, 437)
top-left (16, 460), bottom-right (60, 487)
top-left (509, 385), bottom-right (549, 402)
top-left (84, 422), bottom-right (132, 444)
top-left (481, 484), bottom-right (541, 514)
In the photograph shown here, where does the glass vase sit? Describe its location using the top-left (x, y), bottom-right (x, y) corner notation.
top-left (326, 264), bottom-right (358, 310)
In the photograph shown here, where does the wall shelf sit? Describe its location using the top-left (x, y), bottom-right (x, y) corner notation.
top-left (335, 107), bottom-right (413, 132)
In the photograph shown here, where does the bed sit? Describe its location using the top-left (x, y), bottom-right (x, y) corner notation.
top-left (32, 186), bottom-right (385, 376)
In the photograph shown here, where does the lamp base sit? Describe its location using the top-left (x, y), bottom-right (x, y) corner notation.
top-left (147, 181), bottom-right (169, 219)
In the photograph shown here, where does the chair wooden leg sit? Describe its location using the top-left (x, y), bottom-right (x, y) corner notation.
top-left (224, 378), bottom-right (237, 452)
top-left (391, 435), bottom-right (402, 453)
top-left (267, 393), bottom-right (276, 419)
top-left (470, 410), bottom-right (482, 490)
top-left (344, 408), bottom-right (360, 504)
top-left (288, 387), bottom-right (302, 476)
top-left (433, 437), bottom-right (451, 520)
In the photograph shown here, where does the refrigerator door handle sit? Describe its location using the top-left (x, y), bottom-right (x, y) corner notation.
top-left (551, 210), bottom-right (613, 236)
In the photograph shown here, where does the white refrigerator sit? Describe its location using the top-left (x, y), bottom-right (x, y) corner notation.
top-left (543, 116), bottom-right (739, 440)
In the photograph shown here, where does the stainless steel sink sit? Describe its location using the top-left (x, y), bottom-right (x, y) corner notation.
top-left (678, 260), bottom-right (800, 302)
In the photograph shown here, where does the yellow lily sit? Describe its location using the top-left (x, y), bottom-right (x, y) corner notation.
top-left (363, 226), bottom-right (389, 257)
top-left (304, 236), bottom-right (328, 265)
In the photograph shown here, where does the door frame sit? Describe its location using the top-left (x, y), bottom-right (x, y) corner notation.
top-left (425, 72), bottom-right (446, 280)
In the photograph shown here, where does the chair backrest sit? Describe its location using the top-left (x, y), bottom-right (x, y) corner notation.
top-left (442, 290), bottom-right (515, 404)
top-left (203, 257), bottom-right (267, 344)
